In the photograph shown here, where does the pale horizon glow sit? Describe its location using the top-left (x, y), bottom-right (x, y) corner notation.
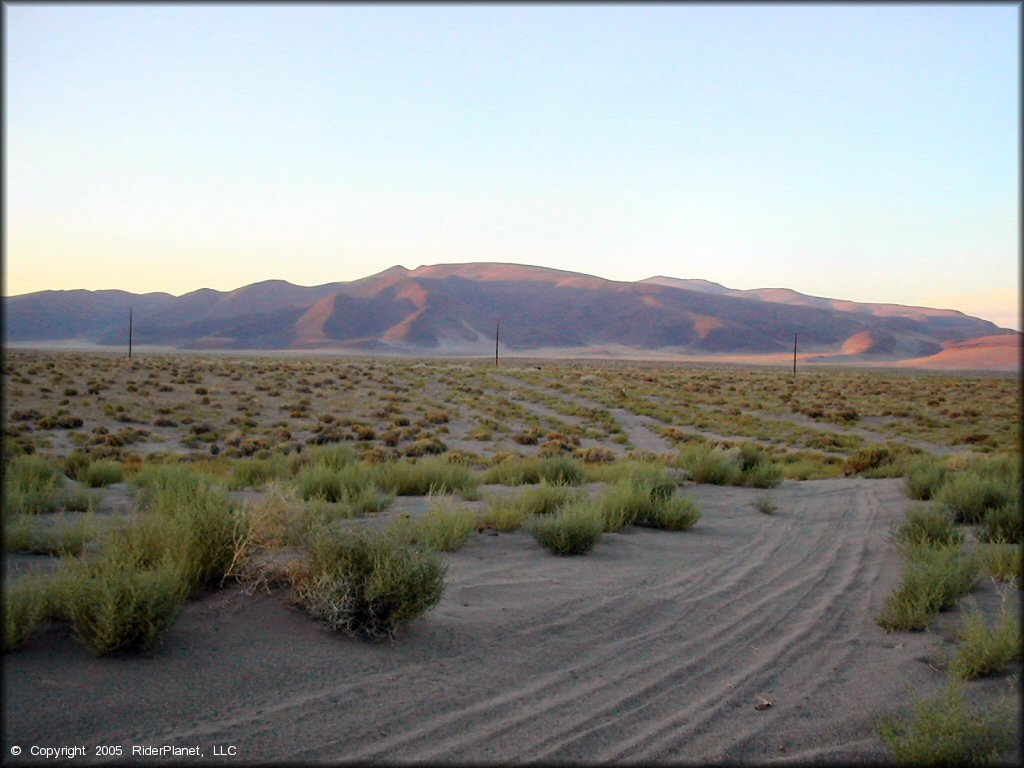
top-left (5, 4), bottom-right (1019, 330)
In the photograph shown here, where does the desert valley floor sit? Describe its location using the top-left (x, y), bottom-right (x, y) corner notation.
top-left (2, 350), bottom-right (1020, 764)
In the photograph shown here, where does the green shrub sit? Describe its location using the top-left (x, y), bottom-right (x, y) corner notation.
top-left (528, 501), bottom-right (604, 555)
top-left (876, 543), bottom-right (979, 632)
top-left (3, 574), bottom-right (60, 652)
top-left (60, 554), bottom-right (184, 656)
top-left (892, 504), bottom-right (963, 550)
top-left (304, 444), bottom-right (356, 471)
top-left (949, 601), bottom-right (1022, 680)
top-left (482, 495), bottom-right (531, 532)
top-left (63, 488), bottom-right (95, 513)
top-left (874, 680), bottom-right (1015, 765)
top-left (903, 457), bottom-right (948, 501)
top-left (675, 444), bottom-right (741, 486)
top-left (371, 457), bottom-right (478, 497)
top-left (635, 495), bottom-right (701, 531)
top-left (2, 454), bottom-right (64, 514)
top-left (596, 479), bottom-right (654, 532)
top-left (64, 450), bottom-right (92, 481)
top-left (736, 444), bottom-right (784, 488)
top-left (295, 464), bottom-right (347, 502)
top-left (938, 473), bottom-right (1015, 525)
top-left (535, 457), bottom-right (585, 486)
top-left (752, 493), bottom-right (777, 515)
top-left (226, 455), bottom-right (289, 490)
top-left (620, 463), bottom-right (677, 501)
top-left (4, 513), bottom-right (100, 556)
top-left (516, 482), bottom-right (580, 516)
top-left (129, 466), bottom-right (236, 596)
top-left (973, 543), bottom-right (1021, 583)
top-left (388, 496), bottom-right (478, 552)
top-left (978, 499), bottom-right (1022, 544)
top-left (80, 459), bottom-right (125, 488)
top-left (296, 528), bottom-right (447, 640)
top-left (483, 456), bottom-right (542, 486)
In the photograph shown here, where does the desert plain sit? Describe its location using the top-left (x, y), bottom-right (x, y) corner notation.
top-left (2, 349), bottom-right (1020, 764)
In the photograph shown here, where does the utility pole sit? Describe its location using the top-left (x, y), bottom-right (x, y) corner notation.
top-left (494, 320), bottom-right (500, 368)
top-left (129, 308), bottom-right (133, 360)
top-left (792, 331), bottom-right (798, 377)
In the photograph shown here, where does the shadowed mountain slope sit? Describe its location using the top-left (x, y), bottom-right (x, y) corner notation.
top-left (4, 262), bottom-right (1016, 368)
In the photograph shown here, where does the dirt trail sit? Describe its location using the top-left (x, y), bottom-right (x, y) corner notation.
top-left (492, 374), bottom-right (673, 455)
top-left (8, 478), bottom-right (1016, 763)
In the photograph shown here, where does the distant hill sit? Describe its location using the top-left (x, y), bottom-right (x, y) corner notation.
top-left (4, 262), bottom-right (1018, 370)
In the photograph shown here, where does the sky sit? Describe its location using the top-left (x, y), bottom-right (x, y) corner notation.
top-left (4, 3), bottom-right (1020, 330)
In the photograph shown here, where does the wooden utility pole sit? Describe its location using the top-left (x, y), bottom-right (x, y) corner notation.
top-left (792, 331), bottom-right (797, 376)
top-left (494, 320), bottom-right (500, 368)
top-left (129, 308), bottom-right (133, 360)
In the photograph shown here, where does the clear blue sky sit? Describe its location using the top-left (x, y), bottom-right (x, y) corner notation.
top-left (5, 3), bottom-right (1019, 329)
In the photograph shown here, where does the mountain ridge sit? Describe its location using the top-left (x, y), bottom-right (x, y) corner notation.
top-left (4, 262), bottom-right (1018, 370)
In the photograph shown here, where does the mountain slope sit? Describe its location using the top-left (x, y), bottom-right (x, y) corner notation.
top-left (4, 262), bottom-right (1016, 369)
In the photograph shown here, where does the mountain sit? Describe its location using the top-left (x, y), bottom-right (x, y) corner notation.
top-left (4, 263), bottom-right (1018, 370)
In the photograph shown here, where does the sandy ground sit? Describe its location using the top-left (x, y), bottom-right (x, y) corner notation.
top-left (4, 477), bottom-right (1019, 764)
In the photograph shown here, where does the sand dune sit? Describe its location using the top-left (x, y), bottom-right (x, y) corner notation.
top-left (8, 478), bottom-right (1017, 763)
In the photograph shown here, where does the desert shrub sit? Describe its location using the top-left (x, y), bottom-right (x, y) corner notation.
top-left (753, 493), bottom-right (777, 515)
top-left (402, 437), bottom-right (448, 457)
top-left (949, 600), bottom-right (1022, 680)
top-left (483, 457), bottom-right (542, 486)
top-left (303, 444), bottom-right (356, 471)
top-left (60, 553), bottom-right (184, 656)
top-left (843, 444), bottom-right (904, 478)
top-left (535, 457), bottom-right (585, 486)
top-left (620, 463), bottom-right (677, 501)
top-left (295, 464), bottom-right (346, 502)
top-left (226, 455), bottom-right (289, 490)
top-left (3, 454), bottom-right (64, 514)
top-left (79, 459), bottom-right (124, 488)
top-left (780, 452), bottom-right (843, 481)
top-left (371, 457), bottom-right (478, 497)
top-left (574, 446), bottom-right (616, 463)
top-left (528, 501), bottom-right (604, 555)
top-left (295, 527), bottom-right (446, 640)
top-left (892, 504), bottom-right (963, 550)
top-left (517, 482), bottom-right (580, 516)
top-left (596, 479), bottom-right (655, 532)
top-left (876, 543), bottom-right (979, 632)
top-left (635, 495), bottom-right (702, 531)
top-left (226, 484), bottom-right (306, 586)
top-left (874, 680), bottom-right (1015, 765)
top-left (482, 495), bottom-right (531, 532)
top-left (64, 450), bottom-right (92, 481)
top-left (344, 481), bottom-right (394, 515)
top-left (4, 513), bottom-right (100, 556)
top-left (388, 496), bottom-right (477, 552)
top-left (743, 460), bottom-right (784, 488)
top-left (938, 473), bottom-right (1016, 525)
top-left (3, 574), bottom-right (61, 652)
top-left (62, 488), bottom-right (95, 513)
top-left (978, 499), bottom-right (1022, 544)
top-left (675, 444), bottom-right (741, 486)
top-left (903, 457), bottom-right (948, 501)
top-left (973, 543), bottom-right (1021, 584)
top-left (129, 466), bottom-right (236, 596)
